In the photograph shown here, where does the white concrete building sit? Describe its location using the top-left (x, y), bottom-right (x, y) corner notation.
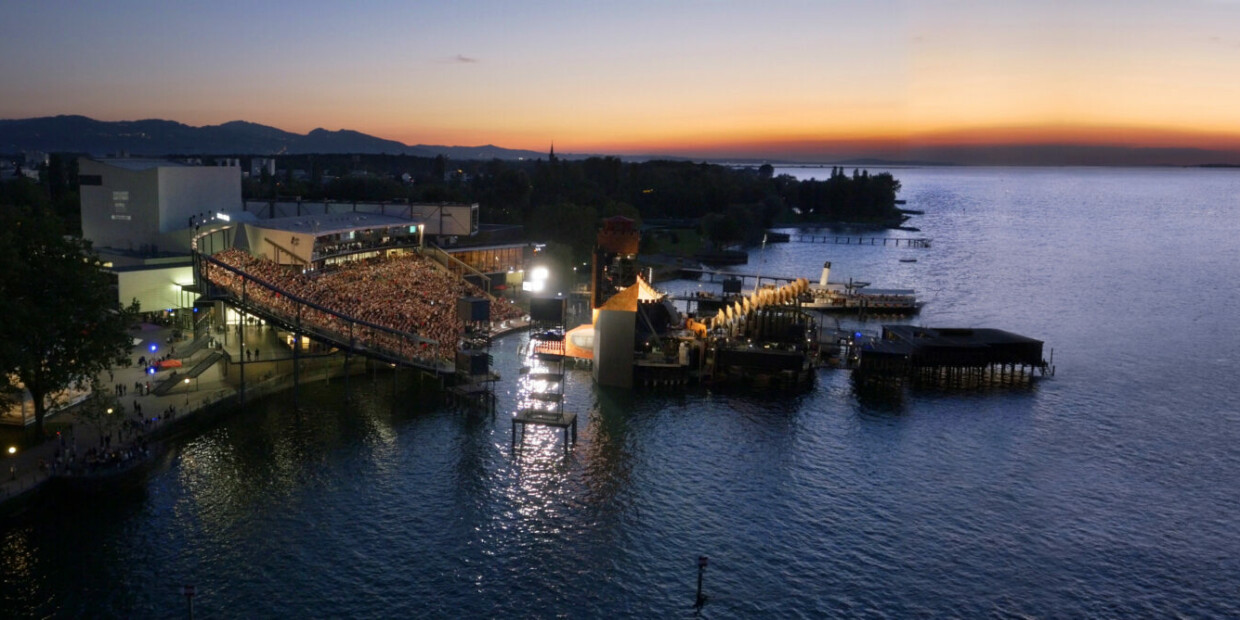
top-left (80, 158), bottom-right (241, 254)
top-left (78, 158), bottom-right (242, 313)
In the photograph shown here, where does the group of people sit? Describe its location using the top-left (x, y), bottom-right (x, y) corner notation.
top-left (115, 381), bottom-right (152, 396)
top-left (206, 249), bottom-right (525, 364)
top-left (39, 423), bottom-right (155, 477)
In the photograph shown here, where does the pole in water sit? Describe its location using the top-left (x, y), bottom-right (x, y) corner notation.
top-left (183, 584), bottom-right (195, 620)
top-left (695, 556), bottom-right (708, 608)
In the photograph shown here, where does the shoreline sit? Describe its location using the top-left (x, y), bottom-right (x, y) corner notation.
top-left (1, 319), bottom-right (531, 520)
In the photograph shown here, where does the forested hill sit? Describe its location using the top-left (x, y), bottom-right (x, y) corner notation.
top-left (0, 115), bottom-right (546, 159)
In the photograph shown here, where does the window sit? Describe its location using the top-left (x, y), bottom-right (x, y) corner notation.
top-left (80, 174), bottom-right (103, 186)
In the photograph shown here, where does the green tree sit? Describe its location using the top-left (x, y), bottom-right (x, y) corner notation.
top-left (529, 201), bottom-right (599, 264)
top-left (76, 379), bottom-right (124, 441)
top-left (0, 206), bottom-right (139, 438)
top-left (700, 212), bottom-right (741, 249)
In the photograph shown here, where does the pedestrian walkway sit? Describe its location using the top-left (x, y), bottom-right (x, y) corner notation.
top-left (0, 323), bottom-right (235, 510)
top-left (2, 315), bottom-right (531, 512)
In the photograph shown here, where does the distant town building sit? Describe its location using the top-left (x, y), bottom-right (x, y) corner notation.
top-left (22, 151), bottom-right (49, 168)
top-left (250, 157), bottom-right (277, 178)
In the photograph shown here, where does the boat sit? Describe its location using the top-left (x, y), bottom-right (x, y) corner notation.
top-left (801, 262), bottom-right (923, 315)
top-left (899, 258), bottom-right (918, 263)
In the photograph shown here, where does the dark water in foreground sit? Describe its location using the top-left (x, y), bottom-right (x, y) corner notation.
top-left (4, 167), bottom-right (1240, 617)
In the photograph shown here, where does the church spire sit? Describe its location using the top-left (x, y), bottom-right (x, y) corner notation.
top-left (549, 142), bottom-right (557, 163)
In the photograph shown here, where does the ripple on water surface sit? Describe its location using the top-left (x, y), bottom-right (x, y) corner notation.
top-left (4, 167), bottom-right (1240, 617)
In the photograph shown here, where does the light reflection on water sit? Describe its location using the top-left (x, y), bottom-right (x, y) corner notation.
top-left (2, 167), bottom-right (1240, 617)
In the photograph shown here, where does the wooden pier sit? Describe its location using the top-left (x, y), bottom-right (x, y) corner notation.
top-left (787, 234), bottom-right (931, 248)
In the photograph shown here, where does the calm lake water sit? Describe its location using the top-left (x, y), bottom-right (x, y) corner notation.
top-left (4, 167), bottom-right (1240, 617)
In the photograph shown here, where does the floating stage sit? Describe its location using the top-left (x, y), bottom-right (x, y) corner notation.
top-left (855, 326), bottom-right (1053, 388)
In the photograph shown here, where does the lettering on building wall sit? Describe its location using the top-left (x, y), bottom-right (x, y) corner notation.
top-left (112, 190), bottom-right (129, 215)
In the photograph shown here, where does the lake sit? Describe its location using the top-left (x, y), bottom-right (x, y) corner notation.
top-left (3, 166), bottom-right (1239, 617)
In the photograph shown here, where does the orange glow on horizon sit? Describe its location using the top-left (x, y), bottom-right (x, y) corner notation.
top-left (415, 124), bottom-right (1240, 159)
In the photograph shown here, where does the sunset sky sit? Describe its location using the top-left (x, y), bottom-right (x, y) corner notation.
top-left (4, 0), bottom-right (1240, 163)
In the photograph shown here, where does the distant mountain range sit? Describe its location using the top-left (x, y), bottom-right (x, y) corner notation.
top-left (0, 115), bottom-right (550, 160)
top-left (5, 115), bottom-right (1237, 166)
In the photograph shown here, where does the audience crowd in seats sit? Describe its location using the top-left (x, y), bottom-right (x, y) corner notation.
top-left (205, 249), bottom-right (525, 364)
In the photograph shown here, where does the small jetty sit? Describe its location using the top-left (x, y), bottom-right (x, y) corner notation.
top-left (787, 234), bottom-right (931, 248)
top-left (512, 408), bottom-right (578, 447)
top-left (853, 326), bottom-right (1053, 388)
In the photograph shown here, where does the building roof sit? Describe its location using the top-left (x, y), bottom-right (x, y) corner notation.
top-left (248, 212), bottom-right (423, 237)
top-left (89, 158), bottom-right (190, 171)
top-left (599, 276), bottom-right (663, 312)
top-left (881, 326), bottom-right (1043, 347)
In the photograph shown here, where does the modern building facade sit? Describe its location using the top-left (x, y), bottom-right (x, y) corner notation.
top-left (78, 157), bottom-right (242, 314)
top-left (80, 157), bottom-right (241, 254)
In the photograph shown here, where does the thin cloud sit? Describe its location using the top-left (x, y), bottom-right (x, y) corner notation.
top-left (442, 54), bottom-right (478, 64)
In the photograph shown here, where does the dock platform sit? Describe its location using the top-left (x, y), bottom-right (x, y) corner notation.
top-left (788, 234), bottom-right (930, 248)
top-left (856, 325), bottom-right (1052, 388)
top-left (446, 376), bottom-right (499, 411)
top-left (512, 409), bottom-right (578, 447)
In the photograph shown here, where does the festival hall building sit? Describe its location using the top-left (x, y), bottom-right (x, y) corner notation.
top-left (79, 157), bottom-right (242, 315)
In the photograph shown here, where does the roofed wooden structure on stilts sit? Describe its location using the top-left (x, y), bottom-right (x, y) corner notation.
top-left (856, 326), bottom-right (1052, 388)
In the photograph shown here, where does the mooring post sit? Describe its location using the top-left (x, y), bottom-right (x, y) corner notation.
top-left (238, 280), bottom-right (248, 404)
top-left (294, 306), bottom-right (302, 387)
top-left (183, 584), bottom-right (195, 620)
top-left (695, 556), bottom-right (708, 608)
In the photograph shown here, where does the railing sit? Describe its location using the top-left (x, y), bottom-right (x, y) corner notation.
top-left (423, 244), bottom-right (494, 299)
top-left (309, 238), bottom-right (422, 265)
